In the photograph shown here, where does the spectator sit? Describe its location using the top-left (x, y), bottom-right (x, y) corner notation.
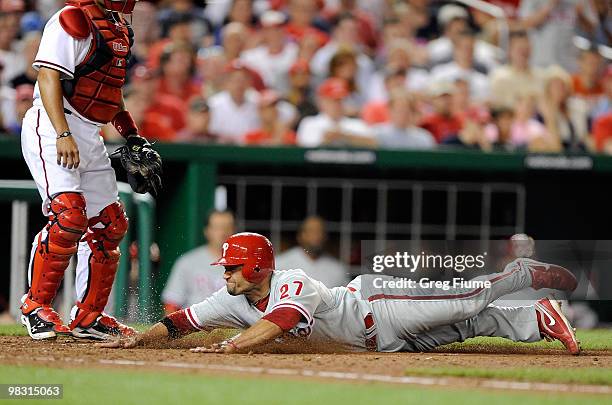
top-left (328, 48), bottom-right (365, 116)
top-left (177, 97), bottom-right (213, 143)
top-left (8, 31), bottom-right (40, 88)
top-left (490, 30), bottom-right (544, 109)
top-left (220, 23), bottom-right (266, 90)
top-left (103, 65), bottom-right (186, 142)
top-left (362, 66), bottom-right (405, 125)
top-left (157, 41), bottom-right (201, 106)
top-left (367, 39), bottom-right (430, 103)
top-left (310, 13), bottom-right (374, 94)
top-left (451, 77), bottom-right (490, 127)
top-left (442, 119), bottom-right (491, 151)
top-left (162, 210), bottom-right (236, 314)
top-left (147, 12), bottom-right (194, 70)
top-left (196, 46), bottom-right (227, 98)
top-left (430, 30), bottom-right (490, 102)
top-left (130, 1), bottom-right (161, 66)
top-left (6, 83), bottom-right (32, 135)
top-left (593, 113), bottom-right (612, 154)
top-left (427, 4), bottom-right (501, 72)
top-left (571, 47), bottom-right (604, 107)
top-left (591, 66), bottom-right (612, 120)
top-left (245, 90), bottom-right (296, 145)
top-left (420, 81), bottom-right (463, 143)
top-left (221, 21), bottom-right (247, 61)
top-left (286, 59), bottom-right (318, 127)
top-left (322, 0), bottom-right (378, 52)
top-left (241, 10), bottom-right (298, 93)
top-left (575, 0), bottom-right (611, 47)
top-left (297, 78), bottom-right (374, 147)
top-left (511, 94), bottom-right (558, 151)
top-left (208, 61), bottom-right (260, 142)
top-left (0, 59), bottom-right (16, 129)
top-left (158, 0), bottom-right (212, 48)
top-left (276, 216), bottom-right (349, 287)
top-left (519, 0), bottom-right (578, 72)
top-left (483, 107), bottom-right (520, 152)
top-left (373, 89), bottom-right (436, 150)
top-left (392, 2), bottom-right (429, 66)
top-left (285, 0), bottom-right (329, 48)
top-left (538, 65), bottom-right (590, 151)
top-left (219, 0), bottom-right (260, 50)
top-left (0, 2), bottom-right (25, 84)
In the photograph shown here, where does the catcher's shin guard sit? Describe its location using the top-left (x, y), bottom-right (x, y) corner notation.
top-left (21, 192), bottom-right (88, 339)
top-left (70, 202), bottom-right (128, 339)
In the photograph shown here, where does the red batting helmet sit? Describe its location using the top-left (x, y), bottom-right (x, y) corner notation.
top-left (211, 232), bottom-right (275, 283)
top-left (102, 0), bottom-right (137, 14)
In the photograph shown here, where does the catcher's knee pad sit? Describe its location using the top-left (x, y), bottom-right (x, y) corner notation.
top-left (26, 192), bottom-right (88, 311)
top-left (71, 202), bottom-right (128, 327)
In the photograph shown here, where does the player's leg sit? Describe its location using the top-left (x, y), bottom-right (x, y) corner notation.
top-left (68, 143), bottom-right (134, 339)
top-left (401, 304), bottom-right (541, 351)
top-left (19, 107), bottom-right (88, 340)
top-left (371, 257), bottom-right (577, 348)
top-left (402, 298), bottom-right (580, 354)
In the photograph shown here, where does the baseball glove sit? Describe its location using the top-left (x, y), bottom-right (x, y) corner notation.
top-left (113, 135), bottom-right (162, 195)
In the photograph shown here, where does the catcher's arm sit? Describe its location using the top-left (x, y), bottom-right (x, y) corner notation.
top-left (111, 92), bottom-right (163, 195)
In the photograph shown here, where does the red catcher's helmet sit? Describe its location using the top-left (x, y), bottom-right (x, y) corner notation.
top-left (102, 0), bottom-right (137, 14)
top-left (211, 232), bottom-right (275, 283)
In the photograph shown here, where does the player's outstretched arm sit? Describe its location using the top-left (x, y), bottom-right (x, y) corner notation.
top-left (97, 322), bottom-right (170, 348)
top-left (191, 319), bottom-right (283, 354)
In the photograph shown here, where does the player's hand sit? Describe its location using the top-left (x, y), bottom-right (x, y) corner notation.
top-left (190, 342), bottom-right (236, 354)
top-left (96, 335), bottom-right (140, 349)
top-left (56, 135), bottom-right (80, 169)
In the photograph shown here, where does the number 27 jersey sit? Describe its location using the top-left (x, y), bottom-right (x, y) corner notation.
top-left (186, 269), bottom-right (373, 351)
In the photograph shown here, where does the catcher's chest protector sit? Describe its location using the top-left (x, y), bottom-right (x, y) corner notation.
top-left (62, 0), bottom-right (133, 124)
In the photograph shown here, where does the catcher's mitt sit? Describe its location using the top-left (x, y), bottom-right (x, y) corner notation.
top-left (113, 135), bottom-right (162, 195)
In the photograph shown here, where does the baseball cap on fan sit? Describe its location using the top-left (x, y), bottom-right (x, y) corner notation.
top-left (260, 10), bottom-right (286, 27)
top-left (317, 78), bottom-right (349, 100)
top-left (437, 4), bottom-right (468, 27)
top-left (289, 59), bottom-right (310, 76)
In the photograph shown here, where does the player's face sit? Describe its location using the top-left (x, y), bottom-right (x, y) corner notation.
top-left (223, 265), bottom-right (254, 296)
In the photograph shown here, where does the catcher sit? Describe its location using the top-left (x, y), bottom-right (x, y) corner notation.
top-left (102, 233), bottom-right (581, 355)
top-left (20, 0), bottom-right (161, 341)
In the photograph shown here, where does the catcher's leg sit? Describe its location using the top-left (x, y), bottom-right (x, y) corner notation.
top-left (21, 192), bottom-right (88, 340)
top-left (69, 202), bottom-right (131, 339)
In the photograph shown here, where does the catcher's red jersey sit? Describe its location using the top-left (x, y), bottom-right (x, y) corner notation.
top-left (59, 0), bottom-right (133, 124)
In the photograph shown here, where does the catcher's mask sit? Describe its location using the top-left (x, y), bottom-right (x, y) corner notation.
top-left (101, 0), bottom-right (137, 27)
top-left (212, 232), bottom-right (275, 284)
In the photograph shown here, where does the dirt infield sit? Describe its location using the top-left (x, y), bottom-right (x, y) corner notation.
top-left (1, 335), bottom-right (611, 395)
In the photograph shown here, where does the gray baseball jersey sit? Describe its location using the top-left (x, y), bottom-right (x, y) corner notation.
top-left (186, 259), bottom-right (543, 352)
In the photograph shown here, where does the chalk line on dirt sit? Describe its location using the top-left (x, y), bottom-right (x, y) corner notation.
top-left (17, 356), bottom-right (610, 395)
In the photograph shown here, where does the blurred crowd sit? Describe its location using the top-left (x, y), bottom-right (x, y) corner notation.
top-left (0, 0), bottom-right (611, 153)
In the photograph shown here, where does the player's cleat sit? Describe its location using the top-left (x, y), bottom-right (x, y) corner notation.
top-left (71, 313), bottom-right (135, 340)
top-left (535, 297), bottom-right (581, 355)
top-left (71, 314), bottom-right (122, 340)
top-left (523, 259), bottom-right (578, 291)
top-left (20, 297), bottom-right (71, 340)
